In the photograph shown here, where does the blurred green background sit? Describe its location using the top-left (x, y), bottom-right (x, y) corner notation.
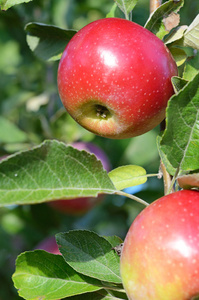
top-left (0, 0), bottom-right (198, 298)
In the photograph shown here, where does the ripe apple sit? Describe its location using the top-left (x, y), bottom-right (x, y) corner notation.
top-left (35, 236), bottom-right (61, 255)
top-left (57, 18), bottom-right (178, 139)
top-left (48, 142), bottom-right (110, 215)
top-left (120, 190), bottom-right (199, 300)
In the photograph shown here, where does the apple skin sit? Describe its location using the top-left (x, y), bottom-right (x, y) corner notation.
top-left (48, 142), bottom-right (110, 215)
top-left (35, 236), bottom-right (61, 300)
top-left (57, 18), bottom-right (178, 139)
top-left (120, 190), bottom-right (199, 300)
top-left (0, 155), bottom-right (8, 161)
top-left (35, 236), bottom-right (61, 255)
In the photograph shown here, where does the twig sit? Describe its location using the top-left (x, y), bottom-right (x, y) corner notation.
top-left (166, 167), bottom-right (180, 195)
top-left (159, 161), bottom-right (174, 195)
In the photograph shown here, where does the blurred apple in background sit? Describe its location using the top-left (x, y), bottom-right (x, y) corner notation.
top-left (48, 141), bottom-right (111, 215)
top-left (0, 155), bottom-right (8, 161)
top-left (35, 236), bottom-right (61, 255)
top-left (34, 236), bottom-right (61, 300)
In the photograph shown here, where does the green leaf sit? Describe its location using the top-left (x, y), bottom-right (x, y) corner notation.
top-left (25, 22), bottom-right (77, 61)
top-left (145, 0), bottom-right (184, 39)
top-left (13, 250), bottom-right (102, 300)
top-left (184, 14), bottom-right (199, 50)
top-left (65, 289), bottom-right (127, 300)
top-left (183, 51), bottom-right (199, 81)
top-left (56, 230), bottom-right (122, 284)
top-left (169, 46), bottom-right (187, 66)
top-left (108, 165), bottom-right (147, 190)
top-left (171, 76), bottom-right (188, 93)
top-left (114, 0), bottom-right (138, 19)
top-left (63, 291), bottom-right (108, 300)
top-left (103, 236), bottom-right (123, 248)
top-left (0, 140), bottom-right (116, 206)
top-left (0, 117), bottom-right (28, 143)
top-left (106, 3), bottom-right (118, 18)
top-left (158, 72), bottom-right (199, 176)
top-left (164, 25), bottom-right (188, 45)
top-left (0, 0), bottom-right (32, 10)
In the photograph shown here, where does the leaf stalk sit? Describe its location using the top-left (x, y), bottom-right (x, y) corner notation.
top-left (115, 190), bottom-right (149, 206)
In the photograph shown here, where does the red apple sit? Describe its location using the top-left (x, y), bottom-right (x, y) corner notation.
top-left (0, 155), bottom-right (8, 161)
top-left (120, 190), bottom-right (199, 300)
top-left (35, 236), bottom-right (61, 255)
top-left (35, 236), bottom-right (61, 300)
top-left (57, 18), bottom-right (178, 139)
top-left (48, 142), bottom-right (110, 215)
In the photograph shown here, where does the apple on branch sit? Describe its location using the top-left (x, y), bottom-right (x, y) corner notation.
top-left (48, 142), bottom-right (110, 215)
top-left (57, 18), bottom-right (178, 139)
top-left (120, 189), bottom-right (199, 300)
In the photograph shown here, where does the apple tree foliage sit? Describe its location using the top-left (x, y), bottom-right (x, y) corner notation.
top-left (0, 0), bottom-right (199, 299)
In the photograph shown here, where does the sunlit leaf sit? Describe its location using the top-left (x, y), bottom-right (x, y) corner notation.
top-left (145, 0), bottom-right (184, 39)
top-left (114, 0), bottom-right (138, 19)
top-left (184, 14), bottom-right (199, 49)
top-left (108, 165), bottom-right (147, 190)
top-left (169, 46), bottom-right (187, 66)
top-left (158, 72), bottom-right (199, 176)
top-left (164, 25), bottom-right (188, 44)
top-left (0, 0), bottom-right (32, 10)
top-left (171, 76), bottom-right (188, 93)
top-left (106, 3), bottom-right (118, 18)
top-left (13, 250), bottom-right (103, 300)
top-left (183, 51), bottom-right (199, 81)
top-left (0, 140), bottom-right (116, 206)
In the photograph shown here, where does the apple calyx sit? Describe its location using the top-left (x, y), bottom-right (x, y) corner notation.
top-left (79, 102), bottom-right (112, 121)
top-left (95, 104), bottom-right (111, 119)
